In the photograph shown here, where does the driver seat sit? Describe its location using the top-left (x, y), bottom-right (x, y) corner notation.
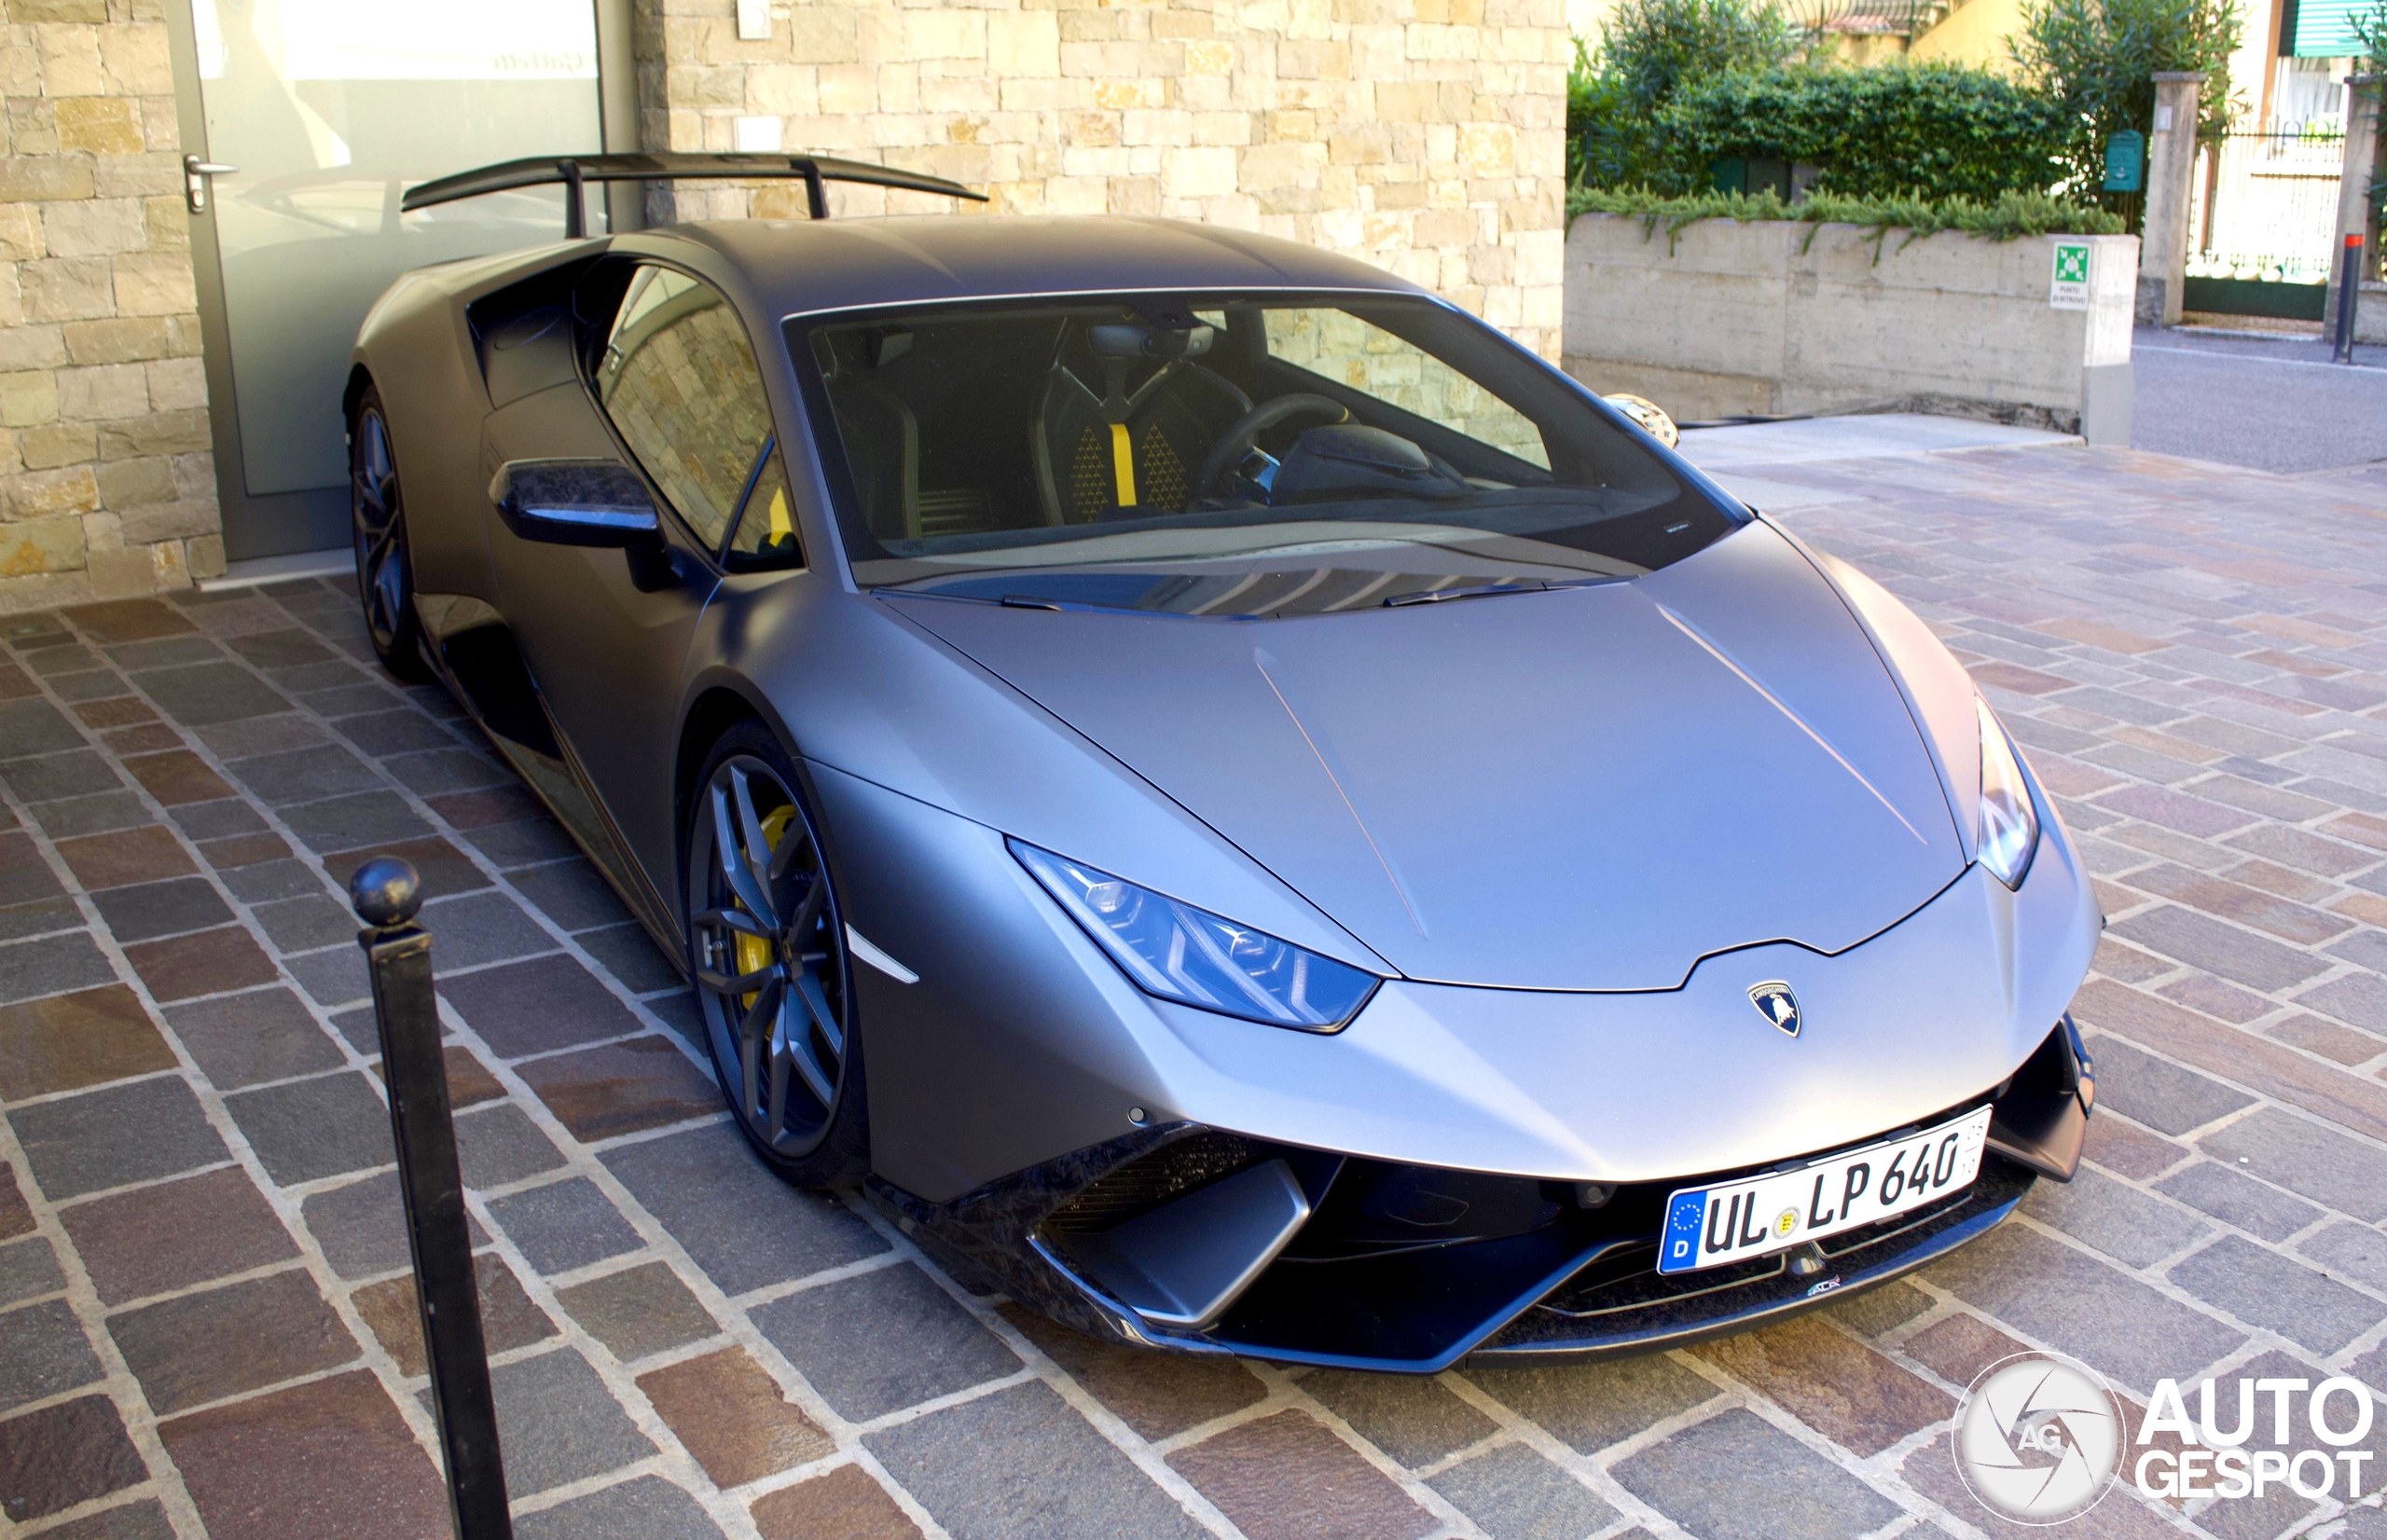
top-left (1030, 344), bottom-right (1247, 524)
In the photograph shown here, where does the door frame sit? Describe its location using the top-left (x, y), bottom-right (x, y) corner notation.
top-left (163, 0), bottom-right (346, 563)
top-left (595, 0), bottom-right (642, 238)
top-left (162, 0), bottom-right (641, 564)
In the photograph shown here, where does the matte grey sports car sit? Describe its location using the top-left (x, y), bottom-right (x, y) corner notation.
top-left (350, 152), bottom-right (2100, 1373)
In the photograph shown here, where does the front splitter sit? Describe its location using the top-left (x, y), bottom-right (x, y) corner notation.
top-left (1472, 1162), bottom-right (2033, 1364)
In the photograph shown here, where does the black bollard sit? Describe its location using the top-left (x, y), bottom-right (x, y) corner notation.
top-left (2337, 233), bottom-right (2364, 365)
top-left (352, 858), bottom-right (513, 1540)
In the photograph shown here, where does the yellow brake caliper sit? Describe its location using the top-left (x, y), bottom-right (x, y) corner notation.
top-left (737, 804), bottom-right (796, 1009)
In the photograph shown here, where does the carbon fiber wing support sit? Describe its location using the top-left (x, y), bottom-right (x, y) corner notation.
top-left (399, 152), bottom-right (988, 236)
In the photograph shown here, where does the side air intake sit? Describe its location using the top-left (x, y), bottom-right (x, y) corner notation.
top-left (1051, 1159), bottom-right (1310, 1330)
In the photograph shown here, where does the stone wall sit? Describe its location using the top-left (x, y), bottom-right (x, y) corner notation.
top-left (0, 0), bottom-right (217, 614)
top-left (638, 0), bottom-right (1569, 360)
top-left (1563, 213), bottom-right (2139, 444)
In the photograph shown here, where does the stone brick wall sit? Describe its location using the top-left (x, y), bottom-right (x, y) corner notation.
top-left (0, 0), bottom-right (218, 614)
top-left (639, 0), bottom-right (1569, 360)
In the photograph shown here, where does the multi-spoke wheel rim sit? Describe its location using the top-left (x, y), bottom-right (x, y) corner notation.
top-left (351, 408), bottom-right (407, 653)
top-left (688, 757), bottom-right (849, 1157)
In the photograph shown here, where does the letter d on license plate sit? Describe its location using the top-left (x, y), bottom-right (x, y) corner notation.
top-left (1657, 1106), bottom-right (1992, 1275)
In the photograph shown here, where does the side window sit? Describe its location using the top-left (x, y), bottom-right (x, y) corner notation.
top-left (594, 265), bottom-right (773, 550)
top-left (1261, 309), bottom-right (1551, 471)
top-left (725, 444), bottom-right (804, 571)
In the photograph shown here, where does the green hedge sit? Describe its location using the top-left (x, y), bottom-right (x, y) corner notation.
top-left (1566, 186), bottom-right (2126, 254)
top-left (1569, 60), bottom-right (1660, 191)
top-left (1654, 64), bottom-right (2070, 201)
top-left (1563, 0), bottom-right (1803, 190)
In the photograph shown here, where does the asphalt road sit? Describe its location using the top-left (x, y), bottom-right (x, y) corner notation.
top-left (2130, 324), bottom-right (2387, 473)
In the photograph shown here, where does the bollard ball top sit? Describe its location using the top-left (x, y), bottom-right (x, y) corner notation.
top-left (350, 857), bottom-right (422, 928)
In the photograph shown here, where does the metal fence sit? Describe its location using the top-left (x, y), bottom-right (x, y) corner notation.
top-left (2187, 130), bottom-right (2347, 285)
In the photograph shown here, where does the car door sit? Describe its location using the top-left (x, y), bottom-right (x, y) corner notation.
top-left (485, 259), bottom-right (778, 910)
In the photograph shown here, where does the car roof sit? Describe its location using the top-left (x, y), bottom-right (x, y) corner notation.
top-left (658, 214), bottom-right (1429, 321)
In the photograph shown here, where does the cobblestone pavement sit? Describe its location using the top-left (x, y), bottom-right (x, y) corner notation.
top-left (4, 440), bottom-right (2387, 1540)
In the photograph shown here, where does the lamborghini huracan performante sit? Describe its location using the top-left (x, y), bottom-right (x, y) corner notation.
top-left (351, 153), bottom-right (2100, 1373)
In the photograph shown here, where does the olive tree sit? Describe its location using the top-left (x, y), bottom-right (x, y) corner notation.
top-left (2008, 0), bottom-right (2244, 225)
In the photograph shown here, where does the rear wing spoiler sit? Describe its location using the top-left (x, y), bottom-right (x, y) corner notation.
top-left (400, 152), bottom-right (987, 238)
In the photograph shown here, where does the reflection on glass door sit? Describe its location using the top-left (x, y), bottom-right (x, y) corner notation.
top-left (183, 0), bottom-right (603, 554)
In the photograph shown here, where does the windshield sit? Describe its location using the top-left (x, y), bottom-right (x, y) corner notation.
top-left (787, 293), bottom-right (1741, 617)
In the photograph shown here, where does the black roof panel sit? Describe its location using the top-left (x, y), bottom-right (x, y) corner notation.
top-left (662, 214), bottom-right (1427, 320)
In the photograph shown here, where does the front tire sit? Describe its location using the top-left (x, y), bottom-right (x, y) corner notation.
top-left (685, 722), bottom-right (868, 1185)
top-left (349, 386), bottom-right (430, 682)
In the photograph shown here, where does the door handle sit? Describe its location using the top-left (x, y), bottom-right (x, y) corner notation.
top-left (183, 155), bottom-right (238, 214)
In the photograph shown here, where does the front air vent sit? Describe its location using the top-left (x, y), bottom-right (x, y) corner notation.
top-left (1042, 1130), bottom-right (1267, 1234)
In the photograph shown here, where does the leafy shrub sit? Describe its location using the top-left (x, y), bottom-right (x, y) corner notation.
top-left (1599, 0), bottom-right (1805, 115)
top-left (1566, 185), bottom-right (2126, 257)
top-left (1567, 0), bottom-right (1803, 186)
top-left (1568, 42), bottom-right (1661, 190)
top-left (2008, 0), bottom-right (2243, 224)
top-left (1656, 63), bottom-right (2070, 201)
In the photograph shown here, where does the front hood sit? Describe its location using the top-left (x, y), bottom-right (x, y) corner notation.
top-left (888, 522), bottom-right (1966, 989)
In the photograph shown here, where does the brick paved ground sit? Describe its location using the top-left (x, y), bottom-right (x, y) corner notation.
top-left (3, 439), bottom-right (2387, 1540)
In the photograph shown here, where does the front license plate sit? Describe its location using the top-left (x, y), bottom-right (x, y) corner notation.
top-left (1657, 1107), bottom-right (1994, 1275)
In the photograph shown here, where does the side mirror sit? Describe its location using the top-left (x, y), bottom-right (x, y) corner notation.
top-left (490, 459), bottom-right (660, 547)
top-left (1603, 392), bottom-right (1679, 449)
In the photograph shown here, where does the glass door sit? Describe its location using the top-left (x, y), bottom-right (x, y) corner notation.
top-left (170, 0), bottom-right (607, 560)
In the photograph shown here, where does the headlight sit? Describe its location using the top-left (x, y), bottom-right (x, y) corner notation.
top-left (1011, 840), bottom-right (1378, 1031)
top-left (1976, 696), bottom-right (2039, 889)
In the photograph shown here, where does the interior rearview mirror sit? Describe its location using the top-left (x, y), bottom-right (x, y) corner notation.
top-left (490, 459), bottom-right (660, 547)
top-left (1090, 323), bottom-right (1213, 360)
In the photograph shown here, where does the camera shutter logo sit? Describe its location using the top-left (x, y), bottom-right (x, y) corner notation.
top-left (1954, 1352), bottom-right (2124, 1524)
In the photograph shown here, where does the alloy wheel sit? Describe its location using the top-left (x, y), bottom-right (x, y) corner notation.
top-left (689, 756), bottom-right (849, 1157)
top-left (351, 407), bottom-right (409, 656)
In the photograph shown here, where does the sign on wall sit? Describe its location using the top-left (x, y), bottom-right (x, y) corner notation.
top-left (2050, 241), bottom-right (2092, 309)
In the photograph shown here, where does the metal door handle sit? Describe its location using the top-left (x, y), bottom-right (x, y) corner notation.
top-left (184, 155), bottom-right (238, 213)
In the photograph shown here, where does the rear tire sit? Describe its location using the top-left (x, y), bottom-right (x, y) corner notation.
top-left (684, 721), bottom-right (869, 1186)
top-left (349, 385), bottom-right (431, 682)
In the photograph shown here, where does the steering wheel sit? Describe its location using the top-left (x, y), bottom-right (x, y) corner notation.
top-left (1191, 393), bottom-right (1350, 502)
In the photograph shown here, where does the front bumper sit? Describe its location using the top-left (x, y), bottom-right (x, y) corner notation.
top-left (821, 723), bottom-right (2101, 1207)
top-left (869, 1015), bottom-right (2093, 1373)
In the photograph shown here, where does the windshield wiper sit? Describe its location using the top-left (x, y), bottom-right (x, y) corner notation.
top-left (1382, 576), bottom-right (1622, 608)
top-left (997, 594), bottom-right (1222, 618)
top-left (878, 589), bottom-right (1255, 620)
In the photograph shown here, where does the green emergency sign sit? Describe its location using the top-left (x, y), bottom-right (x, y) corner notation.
top-left (2049, 241), bottom-right (2092, 309)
